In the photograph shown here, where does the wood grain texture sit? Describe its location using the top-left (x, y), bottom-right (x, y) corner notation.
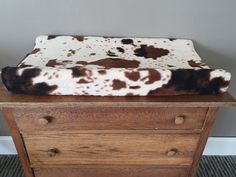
top-left (0, 85), bottom-right (235, 108)
top-left (13, 107), bottom-right (207, 132)
top-left (23, 133), bottom-right (200, 167)
top-left (2, 108), bottom-right (34, 177)
top-left (188, 107), bottom-right (219, 177)
top-left (34, 166), bottom-right (189, 177)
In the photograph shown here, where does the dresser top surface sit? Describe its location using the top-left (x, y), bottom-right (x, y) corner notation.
top-left (0, 85), bottom-right (235, 108)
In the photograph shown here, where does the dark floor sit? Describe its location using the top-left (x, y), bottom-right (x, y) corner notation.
top-left (0, 156), bottom-right (236, 177)
top-left (196, 156), bottom-right (236, 177)
top-left (0, 155), bottom-right (24, 177)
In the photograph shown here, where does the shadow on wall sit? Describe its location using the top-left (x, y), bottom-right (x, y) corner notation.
top-left (0, 37), bottom-right (35, 69)
top-left (212, 107), bottom-right (236, 137)
top-left (0, 112), bottom-right (10, 136)
top-left (0, 50), bottom-right (21, 69)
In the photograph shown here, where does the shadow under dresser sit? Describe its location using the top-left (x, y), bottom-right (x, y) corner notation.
top-left (0, 85), bottom-right (235, 177)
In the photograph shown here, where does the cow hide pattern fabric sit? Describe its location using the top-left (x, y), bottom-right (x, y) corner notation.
top-left (1, 35), bottom-right (231, 96)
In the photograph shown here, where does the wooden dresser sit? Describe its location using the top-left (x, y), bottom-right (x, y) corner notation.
top-left (0, 85), bottom-right (235, 177)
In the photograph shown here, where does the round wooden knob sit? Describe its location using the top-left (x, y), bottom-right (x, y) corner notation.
top-left (38, 117), bottom-right (49, 125)
top-left (175, 115), bottom-right (185, 125)
top-left (167, 149), bottom-right (178, 157)
top-left (47, 148), bottom-right (59, 157)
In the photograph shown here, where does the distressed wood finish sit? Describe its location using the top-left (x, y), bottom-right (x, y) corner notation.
top-left (2, 108), bottom-right (34, 177)
top-left (23, 133), bottom-right (199, 167)
top-left (0, 84), bottom-right (235, 177)
top-left (34, 166), bottom-right (189, 177)
top-left (13, 107), bottom-right (208, 132)
top-left (188, 107), bottom-right (219, 177)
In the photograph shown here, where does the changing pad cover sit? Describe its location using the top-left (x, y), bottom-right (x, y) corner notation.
top-left (1, 35), bottom-right (231, 96)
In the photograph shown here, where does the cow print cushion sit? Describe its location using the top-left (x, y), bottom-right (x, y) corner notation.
top-left (1, 35), bottom-right (231, 96)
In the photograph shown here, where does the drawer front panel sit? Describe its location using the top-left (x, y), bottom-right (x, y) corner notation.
top-left (34, 166), bottom-right (189, 177)
top-left (24, 133), bottom-right (199, 167)
top-left (14, 107), bottom-right (207, 132)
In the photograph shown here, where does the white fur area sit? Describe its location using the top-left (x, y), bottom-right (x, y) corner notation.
top-left (31, 67), bottom-right (171, 96)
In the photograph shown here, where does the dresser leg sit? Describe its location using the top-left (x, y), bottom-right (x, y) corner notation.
top-left (3, 108), bottom-right (34, 177)
top-left (188, 107), bottom-right (219, 177)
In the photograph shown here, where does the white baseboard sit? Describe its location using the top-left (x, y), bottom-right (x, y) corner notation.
top-left (0, 136), bottom-right (17, 154)
top-left (0, 136), bottom-right (236, 155)
top-left (203, 137), bottom-right (236, 155)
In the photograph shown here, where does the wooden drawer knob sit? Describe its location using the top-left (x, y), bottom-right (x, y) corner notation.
top-left (38, 117), bottom-right (49, 125)
top-left (47, 148), bottom-right (59, 157)
top-left (175, 115), bottom-right (185, 125)
top-left (38, 116), bottom-right (54, 125)
top-left (167, 149), bottom-right (178, 157)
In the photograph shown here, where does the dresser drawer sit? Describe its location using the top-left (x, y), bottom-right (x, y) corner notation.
top-left (34, 166), bottom-right (189, 177)
top-left (23, 133), bottom-right (199, 167)
top-left (13, 107), bottom-right (207, 132)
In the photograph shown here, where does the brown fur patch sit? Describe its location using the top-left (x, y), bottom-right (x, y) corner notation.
top-left (107, 50), bottom-right (118, 57)
top-left (130, 86), bottom-right (141, 89)
top-left (141, 69), bottom-right (161, 84)
top-left (125, 71), bottom-right (140, 81)
top-left (18, 62), bottom-right (33, 68)
top-left (46, 59), bottom-right (64, 67)
top-left (134, 45), bottom-right (169, 59)
top-left (121, 39), bottom-right (133, 44)
top-left (188, 60), bottom-right (206, 68)
top-left (98, 70), bottom-right (107, 74)
top-left (117, 47), bottom-right (125, 53)
top-left (62, 60), bottom-right (72, 63)
top-left (76, 58), bottom-right (140, 68)
top-left (112, 79), bottom-right (126, 90)
top-left (78, 79), bottom-right (91, 84)
top-left (31, 48), bottom-right (40, 54)
top-left (67, 49), bottom-right (76, 57)
top-left (72, 35), bottom-right (84, 41)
